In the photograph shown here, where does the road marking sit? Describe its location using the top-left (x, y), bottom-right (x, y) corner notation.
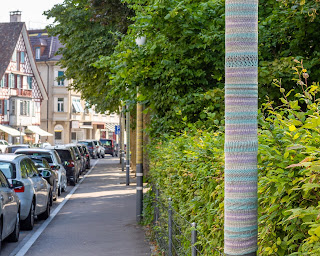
top-left (13, 160), bottom-right (99, 256)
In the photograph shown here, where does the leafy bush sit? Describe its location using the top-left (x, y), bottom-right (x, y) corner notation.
top-left (144, 60), bottom-right (320, 255)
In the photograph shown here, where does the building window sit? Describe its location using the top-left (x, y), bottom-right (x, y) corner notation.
top-left (57, 71), bottom-right (65, 86)
top-left (12, 51), bottom-right (16, 61)
top-left (57, 98), bottom-right (64, 112)
top-left (20, 101), bottom-right (23, 115)
top-left (11, 99), bottom-right (15, 115)
top-left (55, 131), bottom-right (62, 140)
top-left (72, 98), bottom-right (83, 113)
top-left (0, 76), bottom-right (4, 88)
top-left (27, 77), bottom-right (32, 89)
top-left (9, 73), bottom-right (14, 88)
top-left (0, 100), bottom-right (3, 115)
top-left (20, 51), bottom-right (25, 63)
top-left (71, 132), bottom-right (77, 141)
top-left (32, 102), bottom-right (35, 117)
top-left (20, 100), bottom-right (29, 116)
top-left (35, 47), bottom-right (40, 59)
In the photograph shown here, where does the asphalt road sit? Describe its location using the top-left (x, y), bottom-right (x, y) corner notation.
top-left (2, 157), bottom-right (151, 256)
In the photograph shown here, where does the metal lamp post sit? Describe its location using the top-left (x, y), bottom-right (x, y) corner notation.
top-left (135, 36), bottom-right (146, 222)
top-left (126, 103), bottom-right (130, 186)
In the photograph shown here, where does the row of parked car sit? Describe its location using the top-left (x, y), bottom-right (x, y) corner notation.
top-left (0, 138), bottom-right (116, 250)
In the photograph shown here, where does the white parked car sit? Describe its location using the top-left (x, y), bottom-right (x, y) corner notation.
top-left (0, 140), bottom-right (9, 154)
top-left (15, 148), bottom-right (68, 196)
top-left (0, 169), bottom-right (20, 251)
top-left (0, 154), bottom-right (51, 230)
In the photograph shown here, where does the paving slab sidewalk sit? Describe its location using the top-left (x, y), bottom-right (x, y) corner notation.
top-left (24, 158), bottom-right (151, 256)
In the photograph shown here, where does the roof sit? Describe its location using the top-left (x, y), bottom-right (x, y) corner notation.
top-left (0, 22), bottom-right (48, 100)
top-left (14, 148), bottom-right (54, 153)
top-left (28, 29), bottom-right (63, 62)
top-left (0, 22), bottom-right (24, 80)
top-left (0, 154), bottom-right (25, 161)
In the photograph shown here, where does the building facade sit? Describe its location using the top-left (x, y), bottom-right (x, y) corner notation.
top-left (0, 12), bottom-right (49, 144)
top-left (28, 29), bottom-right (119, 145)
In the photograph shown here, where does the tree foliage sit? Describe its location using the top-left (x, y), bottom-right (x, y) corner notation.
top-left (44, 0), bottom-right (133, 113)
top-left (145, 61), bottom-right (320, 255)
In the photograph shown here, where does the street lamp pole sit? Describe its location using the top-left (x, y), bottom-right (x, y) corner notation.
top-left (121, 106), bottom-right (125, 171)
top-left (135, 36), bottom-right (146, 222)
top-left (126, 103), bottom-right (130, 186)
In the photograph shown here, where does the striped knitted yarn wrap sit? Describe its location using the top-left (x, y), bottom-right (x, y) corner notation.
top-left (224, 0), bottom-right (258, 255)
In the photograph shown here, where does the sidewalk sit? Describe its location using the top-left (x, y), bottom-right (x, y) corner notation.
top-left (24, 158), bottom-right (151, 256)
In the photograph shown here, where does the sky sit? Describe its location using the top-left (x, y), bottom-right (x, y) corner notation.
top-left (0, 0), bottom-right (65, 29)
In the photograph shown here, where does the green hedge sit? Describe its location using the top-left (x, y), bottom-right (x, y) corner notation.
top-left (145, 61), bottom-right (320, 255)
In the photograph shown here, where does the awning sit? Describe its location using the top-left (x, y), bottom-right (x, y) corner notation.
top-left (26, 126), bottom-right (53, 136)
top-left (0, 124), bottom-right (25, 136)
top-left (80, 125), bottom-right (93, 129)
top-left (72, 101), bottom-right (84, 113)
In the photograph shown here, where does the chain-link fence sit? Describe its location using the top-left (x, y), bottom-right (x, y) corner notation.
top-left (153, 186), bottom-right (224, 256)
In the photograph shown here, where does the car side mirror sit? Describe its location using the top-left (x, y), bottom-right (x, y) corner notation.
top-left (41, 170), bottom-right (52, 179)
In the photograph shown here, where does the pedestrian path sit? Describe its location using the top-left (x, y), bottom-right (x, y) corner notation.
top-left (24, 158), bottom-right (151, 256)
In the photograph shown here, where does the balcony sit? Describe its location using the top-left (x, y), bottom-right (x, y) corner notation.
top-left (0, 88), bottom-right (33, 98)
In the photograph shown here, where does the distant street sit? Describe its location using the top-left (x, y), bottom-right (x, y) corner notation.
top-left (2, 157), bottom-right (150, 256)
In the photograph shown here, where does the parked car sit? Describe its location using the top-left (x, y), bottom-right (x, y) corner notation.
top-left (29, 157), bottom-right (59, 205)
top-left (78, 140), bottom-right (98, 159)
top-left (81, 145), bottom-right (91, 169)
top-left (14, 149), bottom-right (67, 196)
top-left (92, 140), bottom-right (105, 158)
top-left (76, 144), bottom-right (89, 172)
top-left (74, 144), bottom-right (86, 174)
top-left (32, 142), bottom-right (51, 148)
top-left (0, 154), bottom-right (51, 230)
top-left (100, 139), bottom-right (115, 157)
top-left (65, 144), bottom-right (84, 174)
top-left (5, 144), bottom-right (30, 153)
top-left (0, 169), bottom-right (20, 249)
top-left (0, 140), bottom-right (9, 154)
top-left (49, 145), bottom-right (80, 186)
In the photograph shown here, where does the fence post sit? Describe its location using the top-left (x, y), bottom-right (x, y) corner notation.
top-left (168, 198), bottom-right (173, 256)
top-left (154, 186), bottom-right (159, 224)
top-left (191, 222), bottom-right (197, 256)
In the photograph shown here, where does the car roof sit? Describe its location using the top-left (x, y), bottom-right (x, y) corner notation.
top-left (0, 154), bottom-right (26, 161)
top-left (47, 145), bottom-right (70, 150)
top-left (7, 144), bottom-right (30, 148)
top-left (15, 148), bottom-right (54, 153)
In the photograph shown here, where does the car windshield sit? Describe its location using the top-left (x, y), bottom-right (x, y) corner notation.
top-left (78, 141), bottom-right (93, 147)
top-left (17, 152), bottom-right (53, 164)
top-left (100, 140), bottom-right (112, 146)
top-left (30, 158), bottom-right (51, 169)
top-left (0, 161), bottom-right (16, 179)
top-left (8, 146), bottom-right (28, 153)
top-left (55, 149), bottom-right (72, 161)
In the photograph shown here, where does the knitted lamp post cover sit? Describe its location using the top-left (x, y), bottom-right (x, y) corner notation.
top-left (224, 0), bottom-right (258, 255)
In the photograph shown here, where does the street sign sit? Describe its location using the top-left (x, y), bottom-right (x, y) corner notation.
top-left (115, 125), bottom-right (120, 135)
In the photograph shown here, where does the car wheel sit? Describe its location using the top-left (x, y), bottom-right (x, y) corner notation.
top-left (8, 212), bottom-right (20, 242)
top-left (0, 218), bottom-right (2, 252)
top-left (49, 189), bottom-right (53, 206)
top-left (62, 179), bottom-right (67, 192)
top-left (22, 201), bottom-right (35, 230)
top-left (58, 184), bottom-right (62, 196)
top-left (38, 197), bottom-right (50, 220)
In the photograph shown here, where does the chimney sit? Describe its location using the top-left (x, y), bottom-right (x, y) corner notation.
top-left (10, 11), bottom-right (22, 22)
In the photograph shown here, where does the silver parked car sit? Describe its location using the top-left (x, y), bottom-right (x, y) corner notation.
top-left (15, 148), bottom-right (67, 196)
top-left (0, 169), bottom-right (20, 250)
top-left (0, 154), bottom-right (51, 230)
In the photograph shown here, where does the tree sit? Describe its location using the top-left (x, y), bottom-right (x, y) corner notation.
top-left (44, 0), bottom-right (133, 113)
